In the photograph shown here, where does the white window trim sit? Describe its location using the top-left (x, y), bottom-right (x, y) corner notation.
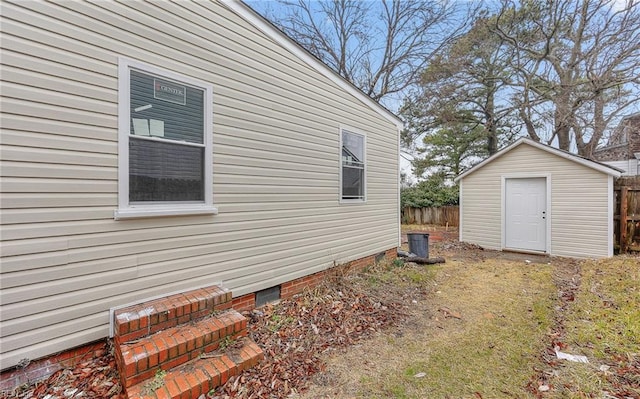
top-left (115, 57), bottom-right (216, 220)
top-left (339, 125), bottom-right (366, 204)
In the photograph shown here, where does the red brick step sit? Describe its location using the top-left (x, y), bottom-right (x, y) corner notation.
top-left (112, 285), bottom-right (263, 399)
top-left (118, 309), bottom-right (248, 388)
top-left (114, 286), bottom-right (232, 344)
top-left (126, 340), bottom-right (264, 399)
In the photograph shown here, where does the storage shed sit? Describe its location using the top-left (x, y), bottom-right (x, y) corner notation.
top-left (0, 0), bottom-right (402, 374)
top-left (455, 138), bottom-right (622, 258)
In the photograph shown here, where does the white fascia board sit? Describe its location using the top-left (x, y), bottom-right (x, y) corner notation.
top-left (458, 180), bottom-right (464, 242)
top-left (219, 0), bottom-right (404, 130)
top-left (455, 137), bottom-right (623, 182)
top-left (454, 138), bottom-right (527, 182)
top-left (607, 175), bottom-right (614, 257)
top-left (524, 139), bottom-right (624, 177)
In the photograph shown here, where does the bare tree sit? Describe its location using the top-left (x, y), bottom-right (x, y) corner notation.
top-left (494, 0), bottom-right (640, 157)
top-left (259, 0), bottom-right (471, 105)
top-left (402, 15), bottom-right (520, 156)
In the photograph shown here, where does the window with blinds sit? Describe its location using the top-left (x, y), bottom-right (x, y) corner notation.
top-left (341, 129), bottom-right (366, 201)
top-left (129, 70), bottom-right (205, 202)
top-left (115, 58), bottom-right (215, 220)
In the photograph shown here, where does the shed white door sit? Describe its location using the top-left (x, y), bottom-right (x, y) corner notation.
top-left (505, 178), bottom-right (546, 252)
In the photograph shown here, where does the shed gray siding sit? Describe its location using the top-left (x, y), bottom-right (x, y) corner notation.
top-left (459, 143), bottom-right (613, 259)
top-left (0, 0), bottom-right (400, 369)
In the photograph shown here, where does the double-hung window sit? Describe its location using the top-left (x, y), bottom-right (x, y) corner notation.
top-left (340, 128), bottom-right (366, 202)
top-left (115, 58), bottom-right (215, 219)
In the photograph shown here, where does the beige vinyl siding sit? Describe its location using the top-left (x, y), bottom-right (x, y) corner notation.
top-left (602, 159), bottom-right (639, 176)
top-left (460, 144), bottom-right (610, 258)
top-left (459, 177), bottom-right (503, 249)
top-left (0, 0), bottom-right (399, 369)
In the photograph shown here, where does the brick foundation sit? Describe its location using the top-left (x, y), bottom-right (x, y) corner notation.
top-left (280, 248), bottom-right (397, 300)
top-left (232, 293), bottom-right (256, 313)
top-left (0, 247), bottom-right (397, 392)
top-left (0, 341), bottom-right (106, 392)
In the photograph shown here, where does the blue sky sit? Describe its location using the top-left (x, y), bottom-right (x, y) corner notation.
top-left (245, 0), bottom-right (640, 180)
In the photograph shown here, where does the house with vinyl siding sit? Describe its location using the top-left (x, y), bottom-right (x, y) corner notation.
top-left (455, 138), bottom-right (622, 259)
top-left (0, 0), bottom-right (402, 381)
top-left (593, 113), bottom-right (640, 176)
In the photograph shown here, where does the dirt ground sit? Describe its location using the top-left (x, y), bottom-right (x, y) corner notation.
top-left (295, 230), bottom-right (639, 399)
top-left (4, 226), bottom-right (638, 399)
top-left (297, 236), bottom-right (560, 398)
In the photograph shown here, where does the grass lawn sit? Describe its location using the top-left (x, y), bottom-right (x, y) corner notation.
top-left (299, 227), bottom-right (640, 398)
top-left (545, 256), bottom-right (640, 398)
top-left (11, 225), bottom-right (636, 399)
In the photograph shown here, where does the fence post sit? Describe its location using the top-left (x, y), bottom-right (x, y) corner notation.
top-left (620, 186), bottom-right (628, 253)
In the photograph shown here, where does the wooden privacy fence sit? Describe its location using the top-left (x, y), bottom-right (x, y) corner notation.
top-left (614, 176), bottom-right (640, 253)
top-left (402, 206), bottom-right (459, 227)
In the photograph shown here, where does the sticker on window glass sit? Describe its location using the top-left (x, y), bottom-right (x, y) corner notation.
top-left (149, 119), bottom-right (165, 137)
top-left (154, 78), bottom-right (186, 105)
top-left (132, 118), bottom-right (150, 136)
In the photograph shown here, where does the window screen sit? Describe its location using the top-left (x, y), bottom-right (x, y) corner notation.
top-left (129, 70), bottom-right (205, 202)
top-left (341, 130), bottom-right (365, 201)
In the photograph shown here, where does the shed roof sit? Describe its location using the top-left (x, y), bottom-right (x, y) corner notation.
top-left (455, 137), bottom-right (623, 181)
top-left (220, 0), bottom-right (404, 130)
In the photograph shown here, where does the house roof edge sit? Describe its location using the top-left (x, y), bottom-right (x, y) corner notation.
top-left (219, 0), bottom-right (404, 130)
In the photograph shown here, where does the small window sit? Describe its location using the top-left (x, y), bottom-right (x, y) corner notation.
top-left (340, 128), bottom-right (366, 202)
top-left (115, 59), bottom-right (216, 219)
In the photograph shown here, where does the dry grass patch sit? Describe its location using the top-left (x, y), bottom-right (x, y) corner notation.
top-left (12, 219), bottom-right (634, 399)
top-left (301, 255), bottom-right (557, 398)
top-left (567, 257), bottom-right (639, 357)
top-left (542, 256), bottom-right (640, 398)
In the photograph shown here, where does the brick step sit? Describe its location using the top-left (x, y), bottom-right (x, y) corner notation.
top-left (126, 339), bottom-right (264, 399)
top-left (118, 309), bottom-right (248, 388)
top-left (114, 285), bottom-right (232, 344)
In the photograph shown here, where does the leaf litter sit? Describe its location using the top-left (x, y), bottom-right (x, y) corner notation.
top-left (3, 231), bottom-right (638, 399)
top-left (3, 265), bottom-right (408, 399)
top-left (2, 342), bottom-right (125, 399)
top-left (209, 268), bottom-right (409, 398)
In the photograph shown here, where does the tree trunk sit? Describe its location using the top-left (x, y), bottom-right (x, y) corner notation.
top-left (485, 82), bottom-right (498, 155)
top-left (555, 91), bottom-right (572, 151)
top-left (585, 90), bottom-right (605, 159)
